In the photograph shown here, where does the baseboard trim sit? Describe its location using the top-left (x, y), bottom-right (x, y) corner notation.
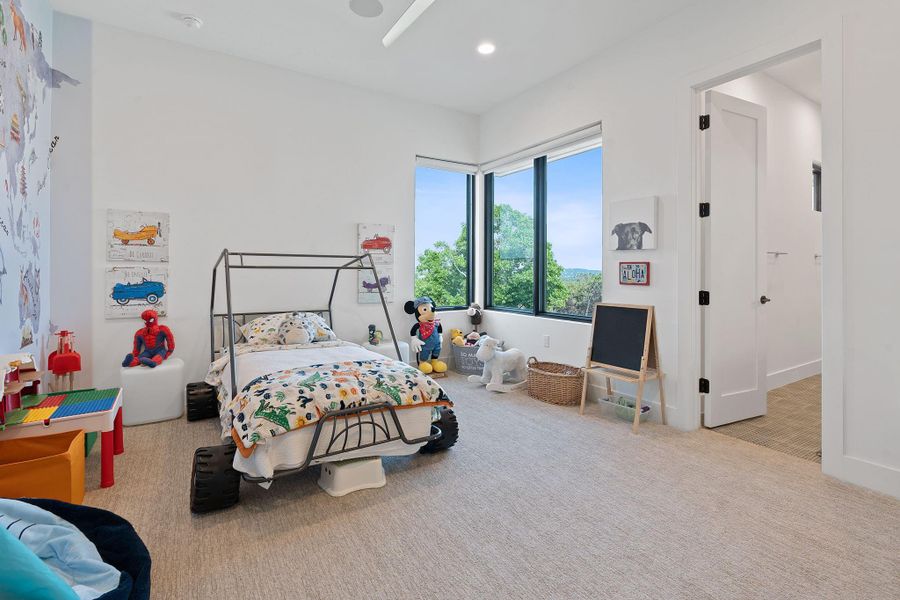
top-left (767, 359), bottom-right (821, 391)
top-left (825, 454), bottom-right (900, 500)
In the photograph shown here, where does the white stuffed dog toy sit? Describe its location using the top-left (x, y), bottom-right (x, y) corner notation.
top-left (467, 336), bottom-right (527, 392)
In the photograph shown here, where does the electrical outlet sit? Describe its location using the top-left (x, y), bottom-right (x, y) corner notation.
top-left (543, 335), bottom-right (551, 348)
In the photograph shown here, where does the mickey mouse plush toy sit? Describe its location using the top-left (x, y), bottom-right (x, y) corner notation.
top-left (405, 297), bottom-right (448, 374)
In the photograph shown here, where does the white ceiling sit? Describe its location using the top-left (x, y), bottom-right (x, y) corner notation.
top-left (763, 50), bottom-right (822, 105)
top-left (50, 0), bottom-right (698, 114)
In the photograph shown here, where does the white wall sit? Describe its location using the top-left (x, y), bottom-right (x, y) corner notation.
top-left (51, 19), bottom-right (478, 388)
top-left (713, 71), bottom-right (823, 390)
top-left (477, 0), bottom-right (900, 497)
top-left (50, 12), bottom-right (91, 388)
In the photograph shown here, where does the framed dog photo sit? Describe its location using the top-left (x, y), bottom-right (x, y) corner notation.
top-left (619, 261), bottom-right (650, 286)
top-left (610, 196), bottom-right (657, 250)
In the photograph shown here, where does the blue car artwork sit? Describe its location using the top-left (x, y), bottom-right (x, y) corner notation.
top-left (111, 278), bottom-right (165, 306)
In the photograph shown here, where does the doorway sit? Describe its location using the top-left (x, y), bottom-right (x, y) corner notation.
top-left (699, 49), bottom-right (824, 462)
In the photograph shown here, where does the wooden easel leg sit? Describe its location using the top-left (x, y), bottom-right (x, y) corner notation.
top-left (632, 377), bottom-right (646, 434)
top-left (658, 374), bottom-right (667, 425)
top-left (579, 368), bottom-right (590, 415)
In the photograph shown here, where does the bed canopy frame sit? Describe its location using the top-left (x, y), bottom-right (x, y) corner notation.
top-left (210, 250), bottom-right (402, 395)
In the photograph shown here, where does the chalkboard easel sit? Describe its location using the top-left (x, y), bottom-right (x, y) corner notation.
top-left (579, 303), bottom-right (666, 433)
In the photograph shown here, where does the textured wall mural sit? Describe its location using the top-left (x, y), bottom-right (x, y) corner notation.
top-left (0, 0), bottom-right (59, 355)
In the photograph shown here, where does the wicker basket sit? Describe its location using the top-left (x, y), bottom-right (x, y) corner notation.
top-left (526, 357), bottom-right (584, 406)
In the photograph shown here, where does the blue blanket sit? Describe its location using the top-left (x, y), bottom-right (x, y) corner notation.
top-left (0, 499), bottom-right (120, 599)
top-left (21, 499), bottom-right (152, 600)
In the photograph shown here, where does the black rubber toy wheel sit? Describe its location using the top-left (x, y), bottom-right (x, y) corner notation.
top-left (420, 407), bottom-right (458, 454)
top-left (186, 382), bottom-right (218, 422)
top-left (190, 444), bottom-right (240, 514)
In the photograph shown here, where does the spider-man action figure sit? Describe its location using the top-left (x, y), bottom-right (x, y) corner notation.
top-left (122, 309), bottom-right (175, 368)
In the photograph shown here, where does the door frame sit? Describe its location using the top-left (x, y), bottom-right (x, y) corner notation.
top-left (675, 19), bottom-right (848, 480)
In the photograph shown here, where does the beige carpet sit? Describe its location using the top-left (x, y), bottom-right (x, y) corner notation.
top-left (711, 375), bottom-right (822, 462)
top-left (83, 374), bottom-right (899, 600)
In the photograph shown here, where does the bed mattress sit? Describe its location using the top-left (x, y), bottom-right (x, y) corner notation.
top-left (219, 343), bottom-right (434, 480)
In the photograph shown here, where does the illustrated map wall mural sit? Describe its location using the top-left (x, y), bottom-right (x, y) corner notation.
top-left (0, 1), bottom-right (74, 355)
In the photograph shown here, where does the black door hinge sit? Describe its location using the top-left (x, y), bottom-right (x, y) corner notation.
top-left (699, 290), bottom-right (710, 305)
top-left (699, 202), bottom-right (710, 217)
top-left (699, 114), bottom-right (710, 130)
top-left (699, 378), bottom-right (710, 394)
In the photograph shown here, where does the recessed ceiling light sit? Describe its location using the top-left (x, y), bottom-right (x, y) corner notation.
top-left (350, 0), bottom-right (383, 18)
top-left (180, 14), bottom-right (203, 29)
top-left (477, 42), bottom-right (496, 55)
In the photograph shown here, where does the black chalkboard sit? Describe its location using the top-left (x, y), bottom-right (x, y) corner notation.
top-left (589, 304), bottom-right (651, 372)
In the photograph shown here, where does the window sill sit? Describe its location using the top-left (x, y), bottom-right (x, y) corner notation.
top-left (485, 307), bottom-right (593, 323)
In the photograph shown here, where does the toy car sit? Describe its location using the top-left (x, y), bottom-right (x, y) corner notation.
top-left (111, 278), bottom-right (165, 305)
top-left (361, 235), bottom-right (392, 253)
top-left (113, 224), bottom-right (160, 245)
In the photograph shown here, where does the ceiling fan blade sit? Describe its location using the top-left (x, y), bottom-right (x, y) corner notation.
top-left (382, 0), bottom-right (436, 47)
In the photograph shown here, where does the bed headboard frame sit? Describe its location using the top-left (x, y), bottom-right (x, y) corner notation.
top-left (210, 250), bottom-right (401, 395)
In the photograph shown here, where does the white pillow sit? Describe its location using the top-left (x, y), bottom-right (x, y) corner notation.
top-left (240, 313), bottom-right (291, 345)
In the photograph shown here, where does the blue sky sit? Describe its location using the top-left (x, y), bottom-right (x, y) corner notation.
top-left (414, 168), bottom-right (469, 258)
top-left (415, 146), bottom-right (602, 271)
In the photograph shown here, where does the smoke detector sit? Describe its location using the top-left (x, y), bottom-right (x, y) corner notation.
top-left (350, 0), bottom-right (384, 18)
top-left (180, 14), bottom-right (204, 29)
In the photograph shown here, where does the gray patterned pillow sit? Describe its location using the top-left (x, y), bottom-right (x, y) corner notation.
top-left (278, 313), bottom-right (313, 345)
top-left (296, 312), bottom-right (337, 342)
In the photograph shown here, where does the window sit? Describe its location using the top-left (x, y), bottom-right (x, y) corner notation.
top-left (486, 142), bottom-right (603, 320)
top-left (812, 161), bottom-right (822, 212)
top-left (487, 164), bottom-right (535, 311)
top-left (414, 165), bottom-right (474, 308)
top-left (545, 147), bottom-right (603, 317)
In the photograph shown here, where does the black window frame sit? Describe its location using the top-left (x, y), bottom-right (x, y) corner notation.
top-left (485, 150), bottom-right (601, 323)
top-left (414, 167), bottom-right (475, 311)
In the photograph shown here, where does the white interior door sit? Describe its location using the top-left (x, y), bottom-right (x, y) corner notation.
top-left (702, 90), bottom-right (768, 427)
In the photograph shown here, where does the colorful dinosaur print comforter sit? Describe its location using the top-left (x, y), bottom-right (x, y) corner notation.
top-left (215, 356), bottom-right (450, 453)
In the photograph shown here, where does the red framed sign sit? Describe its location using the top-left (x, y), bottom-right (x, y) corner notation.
top-left (618, 261), bottom-right (650, 286)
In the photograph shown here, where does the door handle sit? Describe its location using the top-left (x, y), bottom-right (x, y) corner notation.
top-left (760, 295), bottom-right (771, 304)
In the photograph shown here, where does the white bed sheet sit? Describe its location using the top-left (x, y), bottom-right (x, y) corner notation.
top-left (221, 342), bottom-right (433, 480)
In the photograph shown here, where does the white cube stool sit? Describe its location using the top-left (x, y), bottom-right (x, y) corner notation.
top-left (318, 457), bottom-right (386, 497)
top-left (120, 357), bottom-right (185, 426)
top-left (361, 339), bottom-right (410, 364)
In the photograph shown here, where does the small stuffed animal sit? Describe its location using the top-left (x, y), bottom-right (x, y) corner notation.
top-left (368, 324), bottom-right (383, 345)
top-left (464, 331), bottom-right (483, 346)
top-left (450, 328), bottom-right (465, 346)
top-left (466, 302), bottom-right (483, 328)
top-left (122, 309), bottom-right (175, 368)
top-left (467, 336), bottom-right (527, 392)
top-left (404, 297), bottom-right (447, 374)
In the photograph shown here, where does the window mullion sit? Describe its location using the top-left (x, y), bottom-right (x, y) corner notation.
top-left (534, 157), bottom-right (547, 315)
top-left (484, 173), bottom-right (494, 308)
top-left (466, 174), bottom-right (475, 305)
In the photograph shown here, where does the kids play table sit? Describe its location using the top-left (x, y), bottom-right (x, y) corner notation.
top-left (0, 388), bottom-right (124, 488)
